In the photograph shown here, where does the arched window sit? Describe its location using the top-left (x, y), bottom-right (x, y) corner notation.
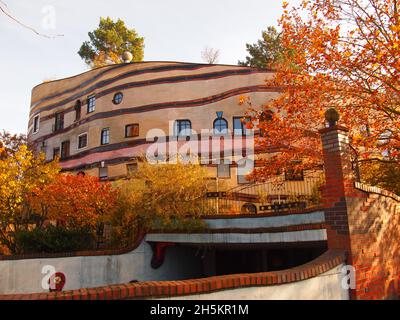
top-left (213, 118), bottom-right (228, 135)
top-left (174, 119), bottom-right (192, 137)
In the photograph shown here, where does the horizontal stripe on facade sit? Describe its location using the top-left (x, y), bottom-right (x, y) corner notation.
top-left (60, 152), bottom-right (275, 172)
top-left (57, 140), bottom-right (278, 172)
top-left (31, 67), bottom-right (272, 120)
top-left (32, 85), bottom-right (278, 142)
top-left (56, 134), bottom-right (266, 162)
top-left (30, 63), bottom-right (211, 110)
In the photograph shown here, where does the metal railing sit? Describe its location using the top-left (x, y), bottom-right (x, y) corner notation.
top-left (202, 173), bottom-right (325, 215)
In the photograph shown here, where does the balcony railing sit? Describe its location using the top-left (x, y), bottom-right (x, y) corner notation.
top-left (201, 173), bottom-right (325, 215)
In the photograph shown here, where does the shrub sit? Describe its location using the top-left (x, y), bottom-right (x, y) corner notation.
top-left (14, 225), bottom-right (96, 254)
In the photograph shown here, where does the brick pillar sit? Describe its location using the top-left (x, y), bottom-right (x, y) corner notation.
top-left (319, 125), bottom-right (354, 253)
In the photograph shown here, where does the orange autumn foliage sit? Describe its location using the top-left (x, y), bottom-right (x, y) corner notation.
top-left (28, 174), bottom-right (118, 229)
top-left (247, 0), bottom-right (400, 179)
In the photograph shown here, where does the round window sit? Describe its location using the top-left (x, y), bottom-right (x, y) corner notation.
top-left (113, 92), bottom-right (123, 105)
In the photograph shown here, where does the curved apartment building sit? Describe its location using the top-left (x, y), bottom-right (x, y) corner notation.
top-left (27, 61), bottom-right (279, 185)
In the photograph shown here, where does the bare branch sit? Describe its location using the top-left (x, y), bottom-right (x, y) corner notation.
top-left (0, 1), bottom-right (63, 38)
top-left (201, 46), bottom-right (220, 64)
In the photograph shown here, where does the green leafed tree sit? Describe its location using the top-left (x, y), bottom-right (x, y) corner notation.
top-left (238, 26), bottom-right (285, 69)
top-left (78, 17), bottom-right (144, 68)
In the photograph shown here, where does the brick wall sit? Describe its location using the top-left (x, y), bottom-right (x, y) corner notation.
top-left (320, 125), bottom-right (400, 300)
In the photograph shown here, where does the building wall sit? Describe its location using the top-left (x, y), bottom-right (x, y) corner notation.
top-left (0, 240), bottom-right (203, 295)
top-left (159, 265), bottom-right (348, 300)
top-left (347, 185), bottom-right (400, 299)
top-left (27, 62), bottom-right (280, 184)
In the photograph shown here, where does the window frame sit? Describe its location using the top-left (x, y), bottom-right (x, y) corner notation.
top-left (75, 100), bottom-right (82, 121)
top-left (233, 116), bottom-right (251, 136)
top-left (217, 162), bottom-right (231, 178)
top-left (54, 112), bottom-right (64, 132)
top-left (112, 92), bottom-right (123, 105)
top-left (237, 158), bottom-right (254, 184)
top-left (101, 128), bottom-right (110, 145)
top-left (87, 95), bottom-right (96, 113)
top-left (77, 132), bottom-right (88, 150)
top-left (99, 167), bottom-right (108, 180)
top-left (33, 114), bottom-right (40, 134)
top-left (213, 118), bottom-right (228, 135)
top-left (60, 140), bottom-right (70, 160)
top-left (125, 124), bottom-right (139, 138)
top-left (174, 119), bottom-right (192, 137)
top-left (259, 111), bottom-right (273, 137)
top-left (53, 147), bottom-right (60, 160)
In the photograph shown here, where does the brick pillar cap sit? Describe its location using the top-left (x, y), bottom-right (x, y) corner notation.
top-left (319, 125), bottom-right (349, 134)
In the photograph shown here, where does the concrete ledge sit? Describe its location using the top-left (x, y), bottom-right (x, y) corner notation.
top-left (0, 249), bottom-right (346, 300)
top-left (146, 229), bottom-right (327, 244)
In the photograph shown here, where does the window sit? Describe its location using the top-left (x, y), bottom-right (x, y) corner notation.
top-left (127, 163), bottom-right (138, 174)
top-left (233, 116), bottom-right (251, 136)
top-left (285, 169), bottom-right (304, 181)
top-left (54, 112), bottom-right (64, 132)
top-left (217, 163), bottom-right (230, 178)
top-left (213, 118), bottom-right (228, 135)
top-left (259, 111), bottom-right (273, 137)
top-left (33, 114), bottom-right (40, 134)
top-left (125, 124), bottom-right (139, 138)
top-left (53, 147), bottom-right (60, 160)
top-left (237, 158), bottom-right (254, 184)
top-left (99, 167), bottom-right (108, 180)
top-left (237, 174), bottom-right (250, 184)
top-left (75, 101), bottom-right (82, 121)
top-left (60, 140), bottom-right (70, 160)
top-left (113, 92), bottom-right (123, 105)
top-left (101, 128), bottom-right (110, 145)
top-left (174, 120), bottom-right (192, 137)
top-left (87, 95), bottom-right (96, 113)
top-left (78, 133), bottom-right (88, 149)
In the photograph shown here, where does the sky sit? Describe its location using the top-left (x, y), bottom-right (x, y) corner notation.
top-left (0, 0), bottom-right (300, 134)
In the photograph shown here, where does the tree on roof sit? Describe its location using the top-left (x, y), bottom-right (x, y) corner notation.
top-left (78, 17), bottom-right (144, 68)
top-left (238, 26), bottom-right (286, 69)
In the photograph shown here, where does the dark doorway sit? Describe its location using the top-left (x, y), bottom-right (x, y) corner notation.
top-left (213, 244), bottom-right (327, 276)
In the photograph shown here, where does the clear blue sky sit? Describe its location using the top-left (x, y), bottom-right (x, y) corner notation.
top-left (0, 0), bottom-right (299, 134)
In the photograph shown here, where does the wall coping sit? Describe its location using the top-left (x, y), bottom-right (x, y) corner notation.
top-left (318, 125), bottom-right (349, 134)
top-left (150, 223), bottom-right (326, 234)
top-left (0, 249), bottom-right (346, 300)
top-left (355, 182), bottom-right (400, 202)
top-left (203, 206), bottom-right (324, 219)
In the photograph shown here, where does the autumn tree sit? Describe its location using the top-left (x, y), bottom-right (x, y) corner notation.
top-left (109, 160), bottom-right (210, 245)
top-left (238, 26), bottom-right (286, 69)
top-left (78, 17), bottom-right (144, 68)
top-left (247, 0), bottom-right (400, 182)
top-left (0, 145), bottom-right (60, 253)
top-left (28, 174), bottom-right (117, 231)
top-left (0, 130), bottom-right (27, 159)
top-left (359, 160), bottom-right (400, 194)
